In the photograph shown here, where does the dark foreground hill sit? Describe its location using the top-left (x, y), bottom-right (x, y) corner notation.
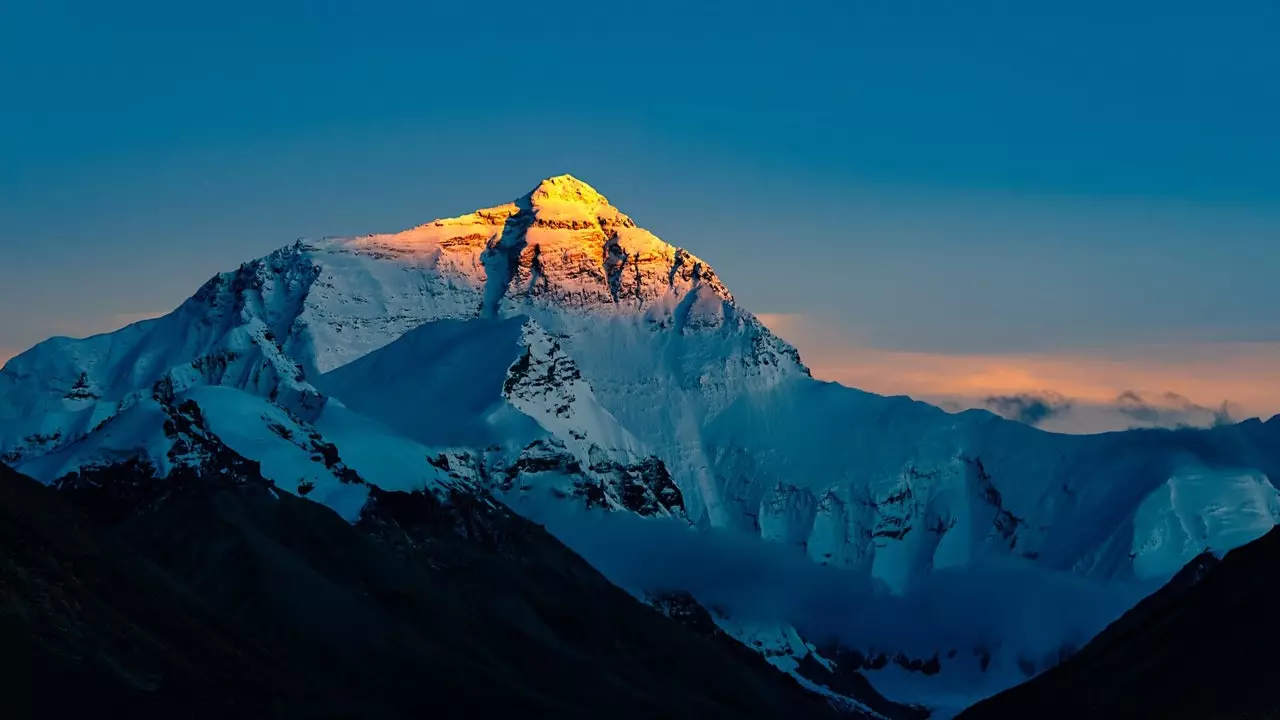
top-left (961, 526), bottom-right (1280, 720)
top-left (0, 460), bottom-right (864, 719)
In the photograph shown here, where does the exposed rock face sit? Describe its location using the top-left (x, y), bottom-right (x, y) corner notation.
top-left (501, 319), bottom-right (632, 450)
top-left (593, 452), bottom-right (685, 517)
top-left (494, 438), bottom-right (686, 519)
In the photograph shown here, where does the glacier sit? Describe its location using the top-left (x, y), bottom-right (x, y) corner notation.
top-left (2, 173), bottom-right (1278, 713)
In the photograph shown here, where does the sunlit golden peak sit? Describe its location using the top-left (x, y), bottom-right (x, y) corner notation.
top-left (526, 174), bottom-right (608, 207)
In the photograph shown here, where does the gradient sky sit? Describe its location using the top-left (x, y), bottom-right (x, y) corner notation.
top-left (2, 1), bottom-right (1278, 430)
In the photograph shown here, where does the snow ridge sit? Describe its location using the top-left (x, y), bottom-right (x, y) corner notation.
top-left (3, 174), bottom-right (1280, 712)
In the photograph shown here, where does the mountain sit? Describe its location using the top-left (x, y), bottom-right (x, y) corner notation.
top-left (959, 526), bottom-right (1280, 719)
top-left (0, 456), bottom-right (860, 719)
top-left (3, 174), bottom-right (1280, 710)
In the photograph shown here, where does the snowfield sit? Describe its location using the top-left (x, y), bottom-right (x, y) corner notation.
top-left (3, 174), bottom-right (1278, 712)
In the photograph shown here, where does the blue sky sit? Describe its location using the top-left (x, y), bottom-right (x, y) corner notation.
top-left (2, 0), bottom-right (1278, 427)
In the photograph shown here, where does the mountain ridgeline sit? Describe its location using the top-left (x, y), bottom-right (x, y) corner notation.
top-left (3, 174), bottom-right (1280, 714)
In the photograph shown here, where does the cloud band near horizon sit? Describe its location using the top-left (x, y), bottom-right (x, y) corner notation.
top-left (759, 313), bottom-right (1280, 433)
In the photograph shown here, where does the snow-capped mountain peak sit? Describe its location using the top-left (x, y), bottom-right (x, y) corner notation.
top-left (338, 173), bottom-right (636, 261)
top-left (525, 172), bottom-right (614, 210)
top-left (324, 174), bottom-right (733, 321)
top-left (0, 175), bottom-right (807, 513)
top-left (6, 174), bottom-right (1280, 714)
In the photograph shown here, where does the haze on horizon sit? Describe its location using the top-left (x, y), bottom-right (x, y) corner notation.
top-left (2, 0), bottom-right (1277, 432)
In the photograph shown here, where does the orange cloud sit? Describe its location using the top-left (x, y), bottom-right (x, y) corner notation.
top-left (758, 313), bottom-right (1280, 429)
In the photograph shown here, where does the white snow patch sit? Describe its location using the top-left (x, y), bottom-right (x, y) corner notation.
top-left (1130, 466), bottom-right (1280, 580)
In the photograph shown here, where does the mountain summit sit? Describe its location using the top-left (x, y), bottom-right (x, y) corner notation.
top-left (0, 175), bottom-right (808, 518)
top-left (525, 172), bottom-right (612, 206)
top-left (3, 175), bottom-right (1280, 713)
top-left (332, 173), bottom-right (737, 326)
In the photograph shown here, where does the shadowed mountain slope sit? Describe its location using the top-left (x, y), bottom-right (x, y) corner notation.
top-left (0, 459), bottom-right (858, 719)
top-left (960, 526), bottom-right (1280, 719)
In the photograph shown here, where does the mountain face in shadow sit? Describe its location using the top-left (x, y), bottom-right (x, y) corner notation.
top-left (8, 175), bottom-right (1280, 713)
top-left (0, 459), bottom-right (868, 719)
top-left (960, 526), bottom-right (1280, 719)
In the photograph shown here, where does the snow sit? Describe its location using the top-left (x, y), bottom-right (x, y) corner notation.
top-left (312, 401), bottom-right (464, 495)
top-left (15, 398), bottom-right (174, 480)
top-left (315, 315), bottom-right (536, 449)
top-left (3, 173), bottom-right (1279, 712)
top-left (1129, 466), bottom-right (1280, 580)
top-left (184, 386), bottom-right (371, 520)
top-left (502, 318), bottom-right (645, 460)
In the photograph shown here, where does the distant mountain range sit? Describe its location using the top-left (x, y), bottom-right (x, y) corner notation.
top-left (3, 174), bottom-right (1279, 715)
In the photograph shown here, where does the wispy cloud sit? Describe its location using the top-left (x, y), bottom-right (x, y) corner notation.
top-left (984, 391), bottom-right (1074, 426)
top-left (757, 312), bottom-right (1280, 433)
top-left (1114, 390), bottom-right (1235, 429)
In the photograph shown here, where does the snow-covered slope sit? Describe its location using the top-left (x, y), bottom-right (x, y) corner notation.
top-left (703, 379), bottom-right (1280, 588)
top-left (3, 174), bottom-right (1279, 712)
